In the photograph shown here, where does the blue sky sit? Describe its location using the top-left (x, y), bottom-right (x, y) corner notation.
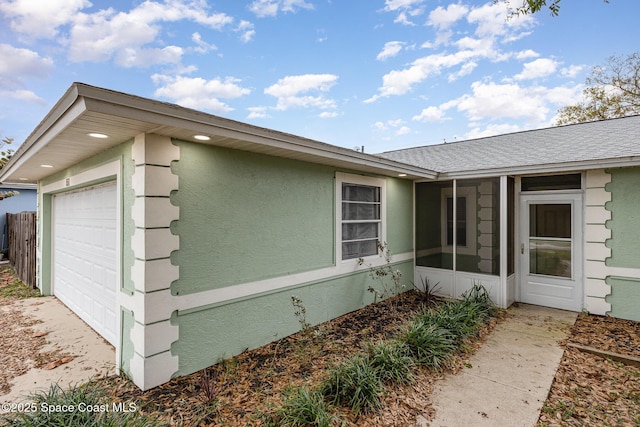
top-left (1, 0), bottom-right (638, 154)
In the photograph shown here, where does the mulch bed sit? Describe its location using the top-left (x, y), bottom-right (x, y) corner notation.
top-left (537, 313), bottom-right (640, 426)
top-left (97, 291), bottom-right (501, 426)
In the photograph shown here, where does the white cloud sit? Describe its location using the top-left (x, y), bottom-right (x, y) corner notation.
top-left (247, 106), bottom-right (269, 119)
top-left (249, 0), bottom-right (314, 18)
top-left (514, 58), bottom-right (558, 81)
top-left (561, 64), bottom-right (584, 78)
top-left (0, 44), bottom-right (54, 82)
top-left (464, 123), bottom-right (522, 139)
top-left (192, 32), bottom-right (217, 53)
top-left (427, 3), bottom-right (468, 30)
top-left (383, 0), bottom-right (425, 25)
top-left (0, 0), bottom-right (90, 40)
top-left (319, 111), bottom-right (339, 118)
top-left (396, 126), bottom-right (411, 135)
top-left (236, 20), bottom-right (255, 43)
top-left (66, 2), bottom-right (234, 65)
top-left (152, 74), bottom-right (250, 112)
top-left (515, 49), bottom-right (539, 60)
top-left (412, 106), bottom-right (448, 122)
top-left (368, 2), bottom-right (537, 102)
top-left (376, 41), bottom-right (404, 61)
top-left (373, 118), bottom-right (410, 135)
top-left (264, 74), bottom-right (338, 110)
top-left (0, 89), bottom-right (46, 104)
top-left (0, 44), bottom-right (53, 103)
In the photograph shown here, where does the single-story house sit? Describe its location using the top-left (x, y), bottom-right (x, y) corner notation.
top-left (0, 183), bottom-right (37, 251)
top-left (0, 82), bottom-right (638, 391)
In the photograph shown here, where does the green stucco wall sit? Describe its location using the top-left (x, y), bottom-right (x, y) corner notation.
top-left (168, 141), bottom-right (415, 376)
top-left (170, 143), bottom-right (336, 295)
top-left (171, 260), bottom-right (414, 376)
top-left (605, 167), bottom-right (640, 321)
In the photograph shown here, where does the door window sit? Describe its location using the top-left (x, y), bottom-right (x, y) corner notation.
top-left (529, 204), bottom-right (572, 278)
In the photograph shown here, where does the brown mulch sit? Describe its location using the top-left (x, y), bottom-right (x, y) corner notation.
top-left (96, 291), bottom-right (501, 426)
top-left (538, 313), bottom-right (640, 426)
top-left (0, 266), bottom-right (70, 394)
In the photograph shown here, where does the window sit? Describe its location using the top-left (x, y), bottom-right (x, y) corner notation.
top-left (337, 173), bottom-right (385, 261)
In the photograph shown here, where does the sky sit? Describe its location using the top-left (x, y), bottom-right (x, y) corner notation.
top-left (1, 0), bottom-right (639, 154)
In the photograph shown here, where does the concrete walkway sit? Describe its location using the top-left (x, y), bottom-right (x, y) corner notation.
top-left (421, 303), bottom-right (577, 427)
top-left (1, 296), bottom-right (115, 403)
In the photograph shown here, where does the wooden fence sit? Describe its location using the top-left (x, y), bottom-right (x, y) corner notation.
top-left (6, 211), bottom-right (37, 288)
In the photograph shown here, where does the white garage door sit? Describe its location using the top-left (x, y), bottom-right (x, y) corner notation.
top-left (53, 182), bottom-right (118, 346)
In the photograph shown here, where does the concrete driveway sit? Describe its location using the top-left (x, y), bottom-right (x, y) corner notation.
top-left (0, 296), bottom-right (115, 403)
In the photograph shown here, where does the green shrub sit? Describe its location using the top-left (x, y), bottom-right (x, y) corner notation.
top-left (402, 320), bottom-right (456, 370)
top-left (0, 382), bottom-right (157, 427)
top-left (367, 340), bottom-right (414, 385)
top-left (270, 386), bottom-right (340, 427)
top-left (321, 355), bottom-right (383, 415)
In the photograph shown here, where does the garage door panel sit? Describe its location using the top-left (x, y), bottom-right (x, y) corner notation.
top-left (53, 182), bottom-right (118, 346)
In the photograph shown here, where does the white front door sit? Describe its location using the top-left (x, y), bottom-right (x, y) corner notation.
top-left (519, 192), bottom-right (583, 311)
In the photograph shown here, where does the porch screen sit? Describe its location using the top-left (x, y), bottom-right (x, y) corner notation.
top-left (415, 181), bottom-right (453, 269)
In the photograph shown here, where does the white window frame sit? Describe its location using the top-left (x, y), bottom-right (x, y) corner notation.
top-left (336, 172), bottom-right (386, 263)
top-left (441, 186), bottom-right (476, 256)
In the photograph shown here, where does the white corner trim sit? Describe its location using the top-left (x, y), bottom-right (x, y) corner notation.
top-left (129, 351), bottom-right (179, 391)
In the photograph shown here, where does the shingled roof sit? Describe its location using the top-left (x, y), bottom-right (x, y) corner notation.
top-left (378, 115), bottom-right (640, 177)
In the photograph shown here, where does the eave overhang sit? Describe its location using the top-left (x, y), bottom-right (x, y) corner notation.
top-left (0, 83), bottom-right (437, 184)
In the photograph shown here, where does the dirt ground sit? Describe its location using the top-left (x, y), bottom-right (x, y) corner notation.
top-left (537, 314), bottom-right (640, 426)
top-left (2, 263), bottom-right (639, 426)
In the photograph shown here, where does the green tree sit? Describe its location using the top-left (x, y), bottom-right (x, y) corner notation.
top-left (0, 136), bottom-right (18, 200)
top-left (0, 136), bottom-right (14, 168)
top-left (556, 53), bottom-right (640, 126)
top-left (499, 0), bottom-right (608, 16)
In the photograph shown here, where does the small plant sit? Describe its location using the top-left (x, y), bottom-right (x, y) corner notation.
top-left (291, 295), bottom-right (312, 333)
top-left (360, 241), bottom-right (406, 307)
top-left (401, 320), bottom-right (456, 370)
top-left (413, 276), bottom-right (441, 306)
top-left (0, 382), bottom-right (157, 426)
top-left (367, 340), bottom-right (414, 385)
top-left (321, 354), bottom-right (383, 415)
top-left (200, 367), bottom-right (218, 403)
top-left (270, 386), bottom-right (341, 427)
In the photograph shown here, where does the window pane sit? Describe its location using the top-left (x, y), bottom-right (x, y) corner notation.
top-left (343, 240), bottom-right (377, 260)
top-left (530, 239), bottom-right (571, 278)
top-left (342, 184), bottom-right (380, 202)
top-left (342, 202), bottom-right (380, 220)
top-left (530, 204), bottom-right (571, 238)
top-left (342, 223), bottom-right (378, 241)
top-left (521, 174), bottom-right (581, 191)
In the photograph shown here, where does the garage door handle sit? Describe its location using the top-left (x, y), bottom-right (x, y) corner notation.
top-left (521, 243), bottom-right (524, 254)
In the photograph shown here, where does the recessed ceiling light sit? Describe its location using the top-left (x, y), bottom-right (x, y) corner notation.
top-left (40, 164), bottom-right (53, 168)
top-left (398, 173), bottom-right (407, 177)
top-left (19, 178), bottom-right (29, 181)
top-left (193, 134), bottom-right (211, 141)
top-left (88, 132), bottom-right (109, 139)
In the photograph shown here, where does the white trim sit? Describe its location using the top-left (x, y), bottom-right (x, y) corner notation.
top-left (43, 159), bottom-right (122, 373)
top-left (335, 172), bottom-right (387, 263)
top-left (499, 175), bottom-right (508, 308)
top-left (177, 251), bottom-right (414, 312)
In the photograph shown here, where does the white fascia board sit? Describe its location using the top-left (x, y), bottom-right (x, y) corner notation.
top-left (435, 157), bottom-right (640, 180)
top-left (0, 98), bottom-right (87, 182)
top-left (0, 85), bottom-right (82, 181)
top-left (81, 88), bottom-right (438, 179)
